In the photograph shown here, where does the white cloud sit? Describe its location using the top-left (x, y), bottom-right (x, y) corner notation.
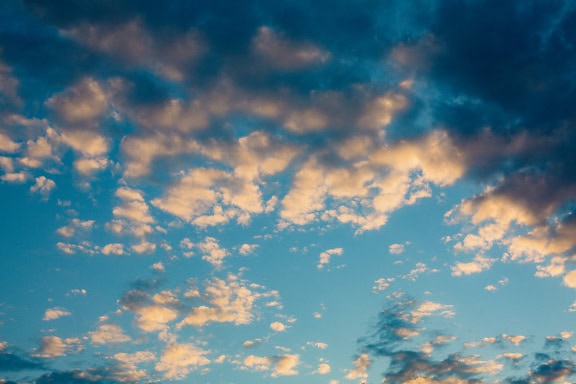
top-left (372, 277), bottom-right (394, 293)
top-left (314, 363), bottom-right (331, 374)
top-left (0, 132), bottom-right (20, 153)
top-left (179, 274), bottom-right (270, 328)
top-left (238, 243), bottom-right (259, 256)
top-left (345, 353), bottom-right (371, 380)
top-left (30, 176), bottom-right (56, 198)
top-left (502, 334), bottom-right (526, 346)
top-left (152, 262), bottom-right (165, 272)
top-left (56, 219), bottom-right (95, 238)
top-left (43, 307), bottom-right (71, 321)
top-left (563, 269), bottom-right (576, 288)
top-left (89, 324), bottom-right (130, 344)
top-left (46, 77), bottom-right (107, 124)
top-left (155, 343), bottom-right (210, 380)
top-left (451, 255), bottom-right (495, 276)
top-left (1, 171), bottom-right (28, 183)
top-left (271, 354), bottom-right (299, 377)
top-left (306, 342), bottom-right (328, 349)
top-left (242, 354), bottom-right (299, 377)
top-left (197, 237), bottom-right (229, 269)
top-left (317, 247), bottom-right (343, 269)
top-left (101, 243), bottom-right (125, 255)
top-left (270, 321), bottom-right (286, 332)
top-left (131, 240), bottom-right (156, 254)
top-left (389, 243), bottom-right (405, 254)
top-left (34, 336), bottom-right (82, 358)
top-left (410, 301), bottom-right (455, 323)
top-left (113, 187), bottom-right (154, 225)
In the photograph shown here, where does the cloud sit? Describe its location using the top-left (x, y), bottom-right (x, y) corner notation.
top-left (252, 26), bottom-right (330, 69)
top-left (56, 219), bottom-right (95, 238)
top-left (0, 348), bottom-right (44, 372)
top-left (270, 321), bottom-right (286, 332)
top-left (178, 273), bottom-right (272, 328)
top-left (317, 247), bottom-right (343, 269)
top-left (45, 77), bottom-right (108, 125)
top-left (89, 324), bottom-right (130, 344)
top-left (373, 277), bottom-right (395, 293)
top-left (101, 243), bottom-right (125, 256)
top-left (451, 255), bottom-right (495, 276)
top-left (30, 176), bottom-right (55, 198)
top-left (389, 243), bottom-right (406, 254)
top-left (0, 133), bottom-right (20, 154)
top-left (119, 288), bottom-right (179, 333)
top-left (242, 354), bottom-right (299, 377)
top-left (34, 336), bottom-right (81, 358)
top-left (346, 353), bottom-right (371, 380)
top-left (154, 343), bottom-right (210, 380)
top-left (238, 243), bottom-right (259, 256)
top-left (196, 237), bottom-right (230, 269)
top-left (43, 308), bottom-right (71, 321)
top-left (315, 362), bottom-right (331, 374)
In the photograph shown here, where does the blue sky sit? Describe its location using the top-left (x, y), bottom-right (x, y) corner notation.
top-left (1, 1), bottom-right (576, 383)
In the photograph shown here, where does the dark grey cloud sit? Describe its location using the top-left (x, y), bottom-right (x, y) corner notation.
top-left (0, 350), bottom-right (44, 372)
top-left (34, 368), bottom-right (126, 384)
top-left (357, 297), bottom-right (576, 383)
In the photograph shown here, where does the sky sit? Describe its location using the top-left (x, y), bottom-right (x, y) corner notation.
top-left (1, 0), bottom-right (576, 383)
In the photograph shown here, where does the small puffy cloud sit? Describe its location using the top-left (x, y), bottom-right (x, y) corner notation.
top-left (152, 262), bottom-right (165, 272)
top-left (45, 77), bottom-right (107, 125)
top-left (155, 343), bottom-right (210, 380)
top-left (0, 132), bottom-right (20, 153)
top-left (372, 277), bottom-right (394, 293)
top-left (35, 336), bottom-right (66, 358)
top-left (389, 243), bottom-right (405, 254)
top-left (500, 353), bottom-right (524, 362)
top-left (243, 339), bottom-right (262, 348)
top-left (30, 176), bottom-right (56, 198)
top-left (345, 353), bottom-right (371, 380)
top-left (89, 324), bottom-right (130, 344)
top-left (484, 285), bottom-right (497, 291)
top-left (271, 354), bottom-right (299, 377)
top-left (502, 334), bottom-right (526, 346)
top-left (1, 171), bottom-right (28, 183)
top-left (67, 289), bottom-right (87, 296)
top-left (243, 354), bottom-right (272, 371)
top-left (131, 240), bottom-right (156, 254)
top-left (451, 255), bottom-right (495, 276)
top-left (317, 247), bottom-right (343, 269)
top-left (114, 187), bottom-right (154, 223)
top-left (410, 301), bottom-right (455, 323)
top-left (179, 274), bottom-right (269, 328)
top-left (243, 354), bottom-right (299, 377)
top-left (43, 308), bottom-right (71, 321)
top-left (101, 243), bottom-right (125, 255)
top-left (56, 219), bottom-right (95, 238)
top-left (35, 336), bottom-right (81, 358)
top-left (238, 243), bottom-right (259, 256)
top-left (197, 237), bottom-right (229, 269)
top-left (113, 351), bottom-right (156, 382)
top-left (306, 342), bottom-right (328, 349)
top-left (270, 321), bottom-right (286, 332)
top-left (563, 270), bottom-right (576, 288)
top-left (315, 363), bottom-right (331, 374)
